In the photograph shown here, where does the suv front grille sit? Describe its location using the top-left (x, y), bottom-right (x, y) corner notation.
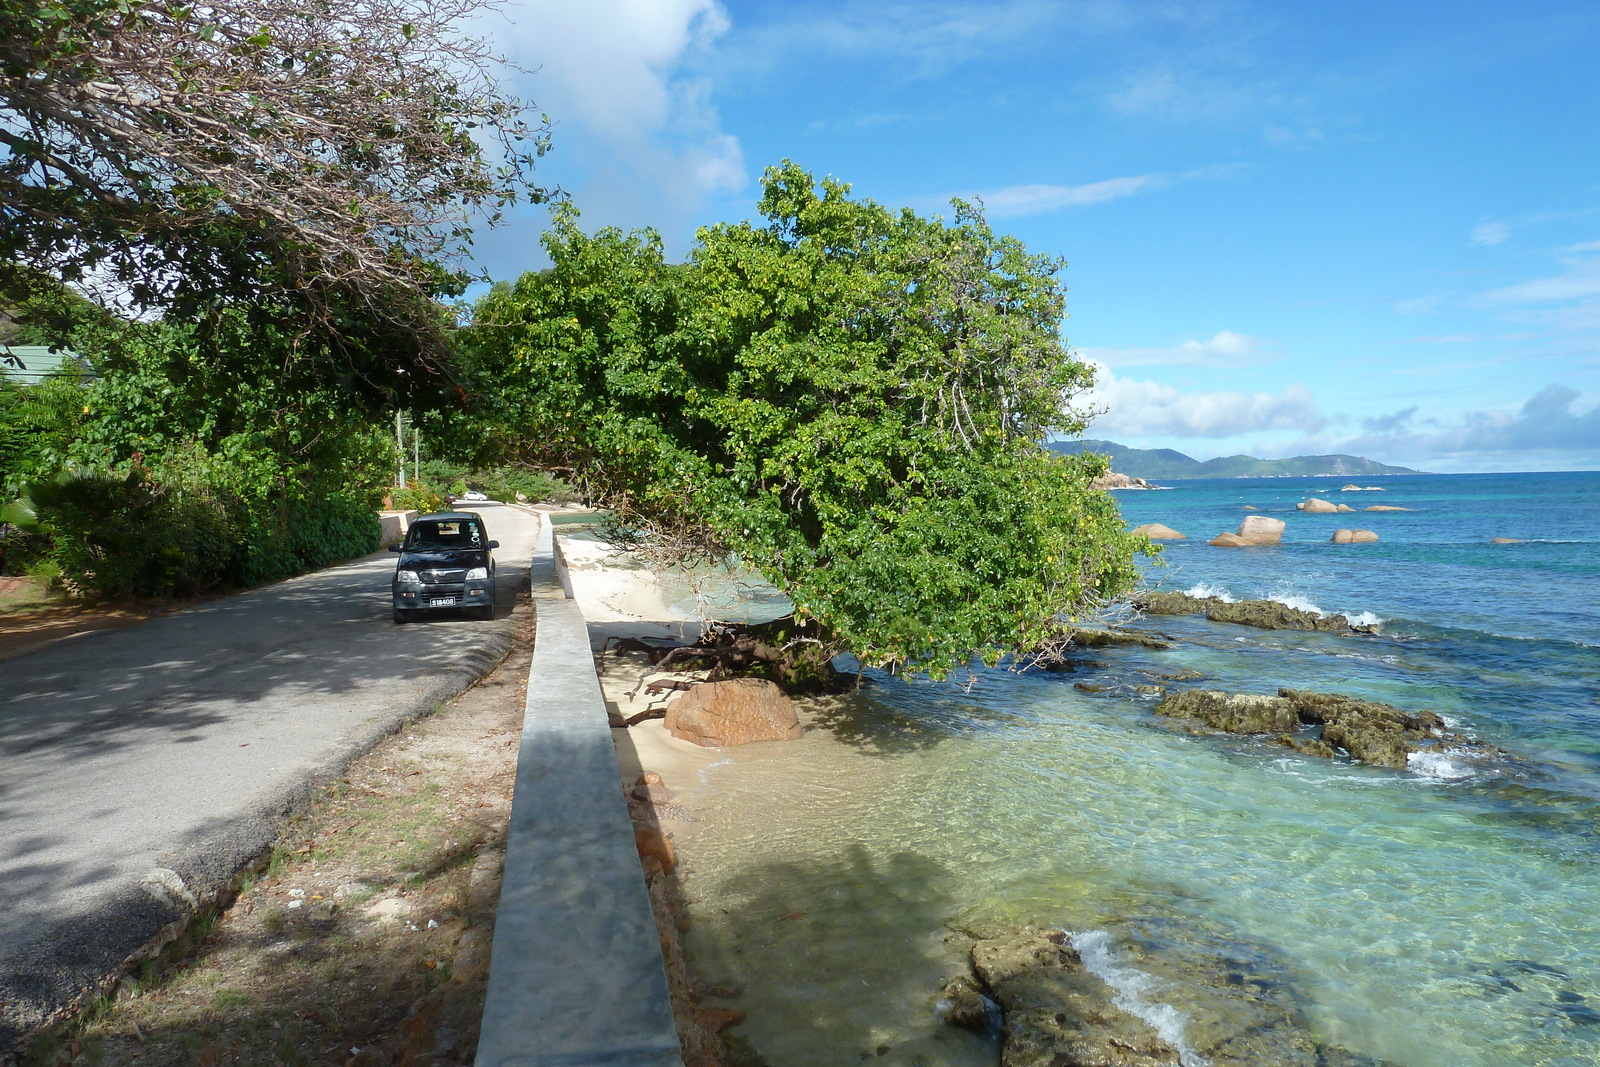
top-left (419, 568), bottom-right (468, 585)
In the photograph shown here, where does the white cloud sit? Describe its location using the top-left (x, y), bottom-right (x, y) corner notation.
top-left (1483, 256), bottom-right (1600, 304)
top-left (1081, 363), bottom-right (1324, 438)
top-left (1079, 330), bottom-right (1261, 368)
top-left (1310, 385), bottom-right (1600, 469)
top-left (1471, 221), bottom-right (1511, 246)
top-left (480, 0), bottom-right (744, 251)
top-left (960, 175), bottom-right (1164, 219)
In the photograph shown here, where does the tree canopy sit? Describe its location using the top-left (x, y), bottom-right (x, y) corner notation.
top-left (466, 163), bottom-right (1144, 678)
top-left (1, 0), bottom-right (549, 382)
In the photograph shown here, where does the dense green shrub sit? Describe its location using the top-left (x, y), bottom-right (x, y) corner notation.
top-left (389, 481), bottom-right (447, 514)
top-left (29, 465), bottom-right (379, 600)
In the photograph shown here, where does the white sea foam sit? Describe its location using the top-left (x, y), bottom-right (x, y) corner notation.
top-left (1184, 582), bottom-right (1237, 602)
top-left (1069, 930), bottom-right (1208, 1066)
top-left (1344, 610), bottom-right (1385, 628)
top-left (1269, 593), bottom-right (1324, 615)
top-left (1408, 750), bottom-right (1474, 779)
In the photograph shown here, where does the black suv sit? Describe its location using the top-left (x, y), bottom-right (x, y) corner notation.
top-left (390, 511), bottom-right (499, 623)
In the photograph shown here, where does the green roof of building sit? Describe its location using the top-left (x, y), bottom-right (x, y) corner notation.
top-left (0, 346), bottom-right (92, 386)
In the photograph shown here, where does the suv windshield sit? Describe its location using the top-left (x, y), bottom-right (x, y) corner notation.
top-left (404, 519), bottom-right (486, 551)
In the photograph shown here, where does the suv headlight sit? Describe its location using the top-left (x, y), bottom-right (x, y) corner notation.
top-left (395, 569), bottom-right (423, 585)
top-left (465, 566), bottom-right (489, 580)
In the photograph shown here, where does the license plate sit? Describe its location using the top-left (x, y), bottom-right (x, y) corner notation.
top-left (429, 597), bottom-right (457, 607)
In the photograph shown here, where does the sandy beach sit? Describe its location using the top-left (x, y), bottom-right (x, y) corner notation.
top-left (556, 528), bottom-right (998, 1065)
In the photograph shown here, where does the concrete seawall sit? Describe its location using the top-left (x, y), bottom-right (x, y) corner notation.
top-left (477, 516), bottom-right (683, 1065)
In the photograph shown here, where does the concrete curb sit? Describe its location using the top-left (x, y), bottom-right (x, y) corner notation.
top-left (477, 518), bottom-right (683, 1066)
top-left (0, 553), bottom-right (528, 1055)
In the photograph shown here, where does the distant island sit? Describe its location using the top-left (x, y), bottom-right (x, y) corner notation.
top-left (1049, 439), bottom-right (1423, 480)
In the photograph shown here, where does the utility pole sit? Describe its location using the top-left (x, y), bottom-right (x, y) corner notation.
top-left (395, 410), bottom-right (406, 487)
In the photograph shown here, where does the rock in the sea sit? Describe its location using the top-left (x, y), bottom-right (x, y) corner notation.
top-left (1155, 690), bottom-right (1299, 734)
top-left (1336, 503), bottom-right (1357, 512)
top-left (1237, 515), bottom-right (1285, 544)
top-left (1209, 532), bottom-right (1252, 547)
top-left (1491, 537), bottom-right (1525, 544)
top-left (664, 678), bottom-right (803, 747)
top-left (1130, 591), bottom-right (1377, 634)
top-left (1331, 529), bottom-right (1379, 544)
top-left (1297, 497), bottom-right (1339, 513)
top-left (1132, 523), bottom-right (1186, 540)
top-left (969, 929), bottom-right (1181, 1067)
top-left (1153, 685), bottom-right (1483, 770)
top-left (936, 974), bottom-right (995, 1034)
top-left (1093, 471), bottom-right (1160, 491)
top-left (1065, 627), bottom-right (1172, 650)
top-left (1364, 505), bottom-right (1411, 512)
top-left (1241, 505), bottom-right (1257, 511)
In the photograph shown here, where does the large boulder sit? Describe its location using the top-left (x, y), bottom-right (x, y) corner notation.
top-left (664, 678), bottom-right (803, 747)
top-left (1132, 523), bottom-right (1185, 540)
top-left (1237, 515), bottom-right (1285, 544)
top-left (1209, 532), bottom-right (1252, 547)
top-left (1296, 498), bottom-right (1338, 513)
top-left (1335, 503), bottom-right (1357, 512)
top-left (1331, 529), bottom-right (1379, 544)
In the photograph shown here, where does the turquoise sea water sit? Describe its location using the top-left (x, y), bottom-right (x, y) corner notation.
top-left (675, 471), bottom-right (1600, 1066)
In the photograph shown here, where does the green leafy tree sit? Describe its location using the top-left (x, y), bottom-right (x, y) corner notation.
top-left (1, 0), bottom-right (550, 380)
top-left (467, 163), bottom-right (1145, 678)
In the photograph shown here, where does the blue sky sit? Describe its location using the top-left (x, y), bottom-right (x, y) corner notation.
top-left (476, 1), bottom-right (1600, 473)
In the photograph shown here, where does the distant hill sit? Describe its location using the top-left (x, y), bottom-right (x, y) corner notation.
top-left (1049, 439), bottom-right (1422, 480)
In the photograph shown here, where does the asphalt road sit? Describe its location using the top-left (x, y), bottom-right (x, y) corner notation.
top-left (0, 502), bottom-right (540, 1048)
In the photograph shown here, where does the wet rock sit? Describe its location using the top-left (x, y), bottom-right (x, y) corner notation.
top-left (664, 678), bottom-right (803, 747)
top-left (1155, 690), bottom-right (1300, 735)
top-left (969, 929), bottom-right (1181, 1066)
top-left (1365, 505), bottom-right (1411, 512)
top-left (1331, 529), bottom-right (1379, 544)
top-left (936, 974), bottom-right (995, 1034)
top-left (634, 826), bottom-right (677, 873)
top-left (1209, 532), bottom-right (1253, 547)
top-left (1336, 503), bottom-right (1357, 513)
top-left (1278, 687), bottom-right (1451, 769)
top-left (1491, 537), bottom-right (1524, 544)
top-left (1131, 591), bottom-right (1377, 634)
top-left (1154, 684), bottom-right (1485, 770)
top-left (1073, 682), bottom-right (1111, 694)
top-left (1132, 523), bottom-right (1186, 540)
top-left (1297, 498), bottom-right (1339, 513)
top-left (1065, 627), bottom-right (1172, 650)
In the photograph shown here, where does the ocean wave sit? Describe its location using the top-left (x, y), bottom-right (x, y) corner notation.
top-left (1070, 929), bottom-right (1208, 1067)
top-left (1183, 582), bottom-right (1237, 602)
top-left (1344, 610), bottom-right (1386, 629)
top-left (1407, 750), bottom-right (1476, 780)
top-left (1269, 593), bottom-right (1324, 615)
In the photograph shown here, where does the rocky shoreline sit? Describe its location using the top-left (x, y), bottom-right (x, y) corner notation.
top-left (937, 925), bottom-right (1401, 1067)
top-left (1131, 589), bottom-right (1381, 634)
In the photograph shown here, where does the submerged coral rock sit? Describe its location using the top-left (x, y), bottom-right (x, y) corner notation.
top-left (1153, 685), bottom-right (1483, 770)
top-left (1364, 505), bottom-right (1411, 512)
top-left (1155, 690), bottom-right (1300, 735)
top-left (664, 678), bottom-right (803, 747)
top-left (969, 929), bottom-right (1181, 1067)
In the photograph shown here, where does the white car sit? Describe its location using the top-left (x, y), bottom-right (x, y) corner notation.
top-left (461, 489), bottom-right (489, 502)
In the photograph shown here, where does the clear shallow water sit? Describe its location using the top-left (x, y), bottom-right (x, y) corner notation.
top-left (676, 472), bottom-right (1600, 1067)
